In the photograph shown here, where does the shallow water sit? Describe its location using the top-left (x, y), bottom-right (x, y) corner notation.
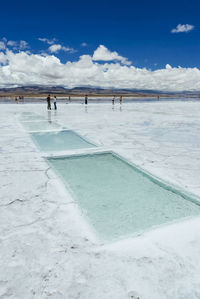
top-left (48, 153), bottom-right (200, 241)
top-left (32, 130), bottom-right (96, 151)
top-left (22, 120), bottom-right (61, 131)
top-left (20, 114), bottom-right (45, 121)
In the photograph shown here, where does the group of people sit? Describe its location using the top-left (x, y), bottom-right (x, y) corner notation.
top-left (15, 96), bottom-right (24, 103)
top-left (46, 94), bottom-right (123, 109)
top-left (46, 95), bottom-right (57, 110)
top-left (112, 95), bottom-right (123, 105)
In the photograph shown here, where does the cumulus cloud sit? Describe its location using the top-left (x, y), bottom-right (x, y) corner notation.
top-left (48, 44), bottom-right (76, 53)
top-left (0, 46), bottom-right (200, 92)
top-left (7, 40), bottom-right (17, 47)
top-left (171, 24), bottom-right (194, 33)
top-left (165, 64), bottom-right (172, 69)
top-left (93, 45), bottom-right (131, 65)
top-left (0, 41), bottom-right (6, 50)
top-left (4, 39), bottom-right (29, 50)
top-left (38, 37), bottom-right (57, 45)
top-left (48, 44), bottom-right (62, 53)
top-left (38, 37), bottom-right (76, 53)
top-left (19, 40), bottom-right (29, 49)
top-left (0, 52), bottom-right (7, 64)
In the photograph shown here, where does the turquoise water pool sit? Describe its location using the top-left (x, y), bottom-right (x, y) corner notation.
top-left (31, 130), bottom-right (96, 151)
top-left (22, 120), bottom-right (61, 131)
top-left (48, 152), bottom-right (200, 242)
top-left (20, 114), bottom-right (45, 121)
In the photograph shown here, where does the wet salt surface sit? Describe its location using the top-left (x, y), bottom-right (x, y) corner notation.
top-left (1, 101), bottom-right (200, 299)
top-left (150, 124), bottom-right (200, 148)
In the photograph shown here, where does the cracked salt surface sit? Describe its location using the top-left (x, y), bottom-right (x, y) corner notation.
top-left (1, 101), bottom-right (200, 298)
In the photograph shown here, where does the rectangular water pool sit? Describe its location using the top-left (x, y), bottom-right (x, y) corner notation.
top-left (32, 130), bottom-right (96, 152)
top-left (20, 114), bottom-right (45, 121)
top-left (22, 120), bottom-right (61, 131)
top-left (48, 153), bottom-right (200, 242)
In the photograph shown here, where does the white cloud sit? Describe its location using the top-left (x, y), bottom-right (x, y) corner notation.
top-left (7, 40), bottom-right (17, 47)
top-left (38, 37), bottom-right (57, 45)
top-left (0, 52), bottom-right (7, 64)
top-left (48, 44), bottom-right (62, 53)
top-left (171, 24), bottom-right (194, 33)
top-left (48, 44), bottom-right (76, 53)
top-left (166, 64), bottom-right (172, 69)
top-left (5, 40), bottom-right (29, 50)
top-left (39, 38), bottom-right (76, 53)
top-left (0, 41), bottom-right (6, 50)
top-left (81, 42), bottom-right (87, 47)
top-left (19, 40), bottom-right (29, 49)
top-left (92, 45), bottom-right (131, 65)
top-left (1, 46), bottom-right (200, 92)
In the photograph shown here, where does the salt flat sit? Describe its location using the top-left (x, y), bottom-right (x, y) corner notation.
top-left (0, 100), bottom-right (200, 299)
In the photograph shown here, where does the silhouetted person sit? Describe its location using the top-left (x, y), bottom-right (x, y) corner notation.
top-left (120, 96), bottom-right (122, 104)
top-left (85, 95), bottom-right (88, 105)
top-left (47, 94), bottom-right (51, 110)
top-left (54, 96), bottom-right (57, 110)
top-left (112, 95), bottom-right (115, 105)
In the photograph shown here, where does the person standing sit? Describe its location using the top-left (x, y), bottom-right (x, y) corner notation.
top-left (85, 95), bottom-right (88, 105)
top-left (54, 96), bottom-right (57, 110)
top-left (46, 94), bottom-right (51, 110)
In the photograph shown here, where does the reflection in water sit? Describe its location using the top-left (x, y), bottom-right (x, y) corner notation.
top-left (85, 106), bottom-right (88, 113)
top-left (120, 106), bottom-right (122, 112)
top-left (48, 111), bottom-right (52, 123)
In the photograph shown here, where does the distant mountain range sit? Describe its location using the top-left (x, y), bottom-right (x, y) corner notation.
top-left (0, 85), bottom-right (200, 97)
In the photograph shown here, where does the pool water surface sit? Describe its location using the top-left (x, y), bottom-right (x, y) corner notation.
top-left (22, 120), bottom-right (61, 131)
top-left (48, 152), bottom-right (200, 242)
top-left (32, 130), bottom-right (96, 151)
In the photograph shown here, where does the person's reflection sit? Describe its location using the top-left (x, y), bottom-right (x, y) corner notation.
top-left (85, 105), bottom-right (88, 113)
top-left (120, 106), bottom-right (122, 112)
top-left (48, 110), bottom-right (52, 123)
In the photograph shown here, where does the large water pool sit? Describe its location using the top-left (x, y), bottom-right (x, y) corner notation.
top-left (31, 130), bottom-right (96, 151)
top-left (48, 152), bottom-right (200, 242)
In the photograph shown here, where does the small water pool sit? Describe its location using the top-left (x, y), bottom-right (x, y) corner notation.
top-left (20, 114), bottom-right (45, 121)
top-left (31, 130), bottom-right (96, 151)
top-left (48, 152), bottom-right (200, 242)
top-left (22, 120), bottom-right (61, 131)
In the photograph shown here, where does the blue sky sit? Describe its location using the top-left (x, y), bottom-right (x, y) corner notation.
top-left (1, 0), bottom-right (199, 69)
top-left (0, 0), bottom-right (200, 91)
